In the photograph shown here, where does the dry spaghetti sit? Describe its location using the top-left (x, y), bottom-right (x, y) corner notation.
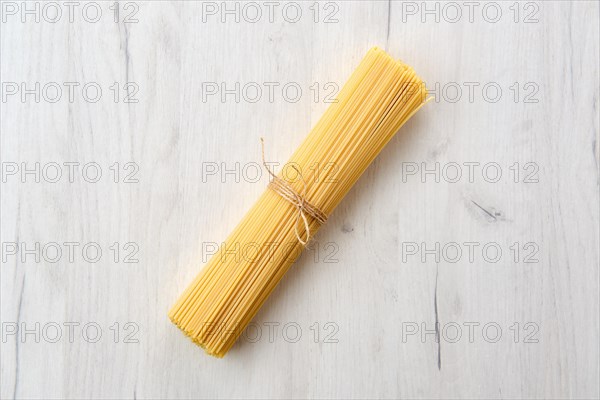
top-left (169, 47), bottom-right (429, 357)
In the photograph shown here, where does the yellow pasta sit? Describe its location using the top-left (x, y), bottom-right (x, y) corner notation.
top-left (169, 47), bottom-right (429, 357)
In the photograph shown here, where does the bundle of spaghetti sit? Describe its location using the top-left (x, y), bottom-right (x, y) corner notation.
top-left (169, 47), bottom-right (428, 357)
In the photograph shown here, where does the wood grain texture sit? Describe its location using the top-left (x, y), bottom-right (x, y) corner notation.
top-left (1, 1), bottom-right (598, 399)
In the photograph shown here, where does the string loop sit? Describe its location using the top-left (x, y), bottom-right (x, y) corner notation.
top-left (260, 138), bottom-right (328, 245)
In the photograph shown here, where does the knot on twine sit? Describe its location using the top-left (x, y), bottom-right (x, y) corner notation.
top-left (261, 138), bottom-right (328, 245)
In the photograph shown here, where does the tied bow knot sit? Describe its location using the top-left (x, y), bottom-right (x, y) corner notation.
top-left (261, 138), bottom-right (328, 245)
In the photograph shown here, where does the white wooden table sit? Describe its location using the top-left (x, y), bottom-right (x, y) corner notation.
top-left (1, 1), bottom-right (598, 399)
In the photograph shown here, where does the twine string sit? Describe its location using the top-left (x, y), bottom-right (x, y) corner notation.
top-left (260, 138), bottom-right (328, 245)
